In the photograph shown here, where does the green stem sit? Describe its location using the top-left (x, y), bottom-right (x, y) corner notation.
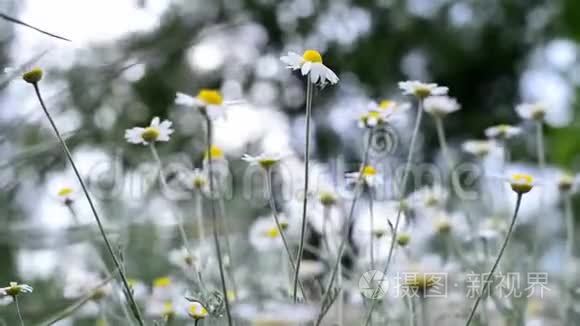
top-left (217, 198), bottom-right (239, 298)
top-left (363, 97), bottom-right (425, 325)
top-left (465, 193), bottom-right (523, 326)
top-left (265, 169), bottom-right (307, 299)
top-left (565, 193), bottom-right (575, 260)
top-left (369, 195), bottom-right (375, 270)
top-left (536, 121), bottom-right (545, 170)
top-left (14, 297), bottom-right (24, 326)
top-left (408, 296), bottom-right (416, 326)
top-left (293, 79), bottom-right (314, 302)
top-left (315, 129), bottom-right (374, 326)
top-left (194, 191), bottom-right (206, 245)
top-left (434, 116), bottom-right (453, 170)
top-left (204, 115), bottom-right (232, 326)
top-left (32, 83), bottom-right (144, 325)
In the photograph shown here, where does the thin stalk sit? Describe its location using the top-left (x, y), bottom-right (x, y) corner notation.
top-left (217, 198), bottom-right (239, 297)
top-left (420, 297), bottom-right (428, 326)
top-left (536, 121), bottom-right (546, 170)
top-left (14, 297), bottom-right (24, 326)
top-left (408, 296), bottom-right (416, 326)
top-left (565, 193), bottom-right (575, 260)
top-left (363, 98), bottom-right (425, 325)
top-left (149, 143), bottom-right (168, 189)
top-left (194, 191), bottom-right (206, 244)
top-left (369, 195), bottom-right (375, 270)
top-left (465, 194), bottom-right (523, 326)
top-left (204, 115), bottom-right (232, 326)
top-left (337, 262), bottom-right (343, 326)
top-left (265, 169), bottom-right (307, 299)
top-left (434, 116), bottom-right (453, 170)
top-left (531, 121), bottom-right (545, 268)
top-left (32, 83), bottom-right (144, 325)
top-left (315, 130), bottom-right (374, 325)
top-left (321, 206), bottom-right (331, 254)
top-left (293, 79), bottom-right (314, 302)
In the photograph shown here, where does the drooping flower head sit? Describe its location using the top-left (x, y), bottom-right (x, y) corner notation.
top-left (484, 124), bottom-right (522, 140)
top-left (462, 139), bottom-right (499, 158)
top-left (1, 282), bottom-right (33, 297)
top-left (516, 102), bottom-right (547, 121)
top-left (175, 89), bottom-right (227, 120)
top-left (280, 49), bottom-right (339, 86)
top-left (242, 153), bottom-right (285, 170)
top-left (125, 117), bottom-right (174, 145)
top-left (358, 100), bottom-right (411, 128)
top-left (22, 67), bottom-right (43, 84)
top-left (423, 95), bottom-right (461, 118)
top-left (399, 81), bottom-right (449, 98)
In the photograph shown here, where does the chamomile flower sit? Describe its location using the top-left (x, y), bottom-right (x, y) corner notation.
top-left (556, 172), bottom-right (579, 193)
top-left (407, 184), bottom-right (449, 212)
top-left (181, 168), bottom-right (209, 192)
top-left (509, 173), bottom-right (535, 194)
top-left (515, 102), bottom-right (548, 121)
top-left (0, 282), bottom-right (33, 297)
top-left (151, 277), bottom-right (175, 301)
top-left (125, 117), bottom-right (174, 145)
top-left (168, 247), bottom-right (198, 271)
top-left (175, 89), bottom-right (230, 120)
top-left (63, 269), bottom-right (111, 301)
top-left (484, 124), bottom-right (522, 140)
top-left (203, 144), bottom-right (225, 162)
top-left (280, 49), bottom-right (339, 86)
top-left (22, 67), bottom-right (43, 84)
top-left (423, 95), bottom-right (461, 117)
top-left (358, 100), bottom-right (411, 128)
top-left (187, 301), bottom-right (208, 320)
top-left (56, 186), bottom-right (75, 205)
top-left (242, 152), bottom-right (286, 170)
top-left (346, 165), bottom-right (381, 187)
top-left (398, 81), bottom-right (449, 98)
top-left (462, 139), bottom-right (499, 158)
top-left (249, 216), bottom-right (289, 252)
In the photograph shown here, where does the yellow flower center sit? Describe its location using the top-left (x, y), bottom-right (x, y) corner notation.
top-left (264, 227), bottom-right (280, 239)
top-left (58, 187), bottom-right (73, 197)
top-left (302, 50), bottom-right (323, 63)
top-left (204, 145), bottom-right (224, 160)
top-left (361, 165), bottom-right (377, 177)
top-left (414, 86), bottom-right (432, 98)
top-left (197, 89), bottom-right (223, 105)
top-left (162, 301), bottom-right (175, 318)
top-left (258, 158), bottom-right (279, 169)
top-left (397, 233), bottom-right (411, 246)
top-left (319, 191), bottom-right (337, 206)
top-left (153, 277), bottom-right (171, 288)
top-left (22, 67), bottom-right (43, 84)
top-left (193, 176), bottom-right (207, 189)
top-left (558, 174), bottom-right (574, 192)
top-left (188, 304), bottom-right (208, 319)
top-left (510, 173), bottom-right (534, 194)
top-left (435, 217), bottom-right (452, 234)
top-left (378, 100), bottom-right (395, 110)
top-left (141, 127), bottom-right (160, 142)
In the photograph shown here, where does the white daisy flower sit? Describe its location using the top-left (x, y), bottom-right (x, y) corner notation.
top-left (280, 49), bottom-right (339, 86)
top-left (345, 165), bottom-right (381, 187)
top-left (150, 277), bottom-right (178, 302)
top-left (398, 80), bottom-right (449, 98)
top-left (462, 139), bottom-right (499, 158)
top-left (249, 215), bottom-right (290, 252)
top-left (515, 102), bottom-right (548, 121)
top-left (0, 282), bottom-right (33, 297)
top-left (423, 95), bottom-right (461, 117)
top-left (358, 100), bottom-right (411, 128)
top-left (508, 172), bottom-right (535, 194)
top-left (125, 117), bottom-right (174, 145)
top-left (168, 247), bottom-right (198, 271)
top-left (484, 124), bottom-right (522, 140)
top-left (557, 172), bottom-right (580, 193)
top-left (63, 269), bottom-right (111, 301)
top-left (181, 168), bottom-right (209, 192)
top-left (187, 301), bottom-right (208, 320)
top-left (203, 145), bottom-right (226, 162)
top-left (407, 184), bottom-right (449, 212)
top-left (242, 152), bottom-right (286, 170)
top-left (175, 89), bottom-right (231, 120)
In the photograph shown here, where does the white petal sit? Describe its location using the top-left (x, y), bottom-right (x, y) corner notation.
top-left (150, 117), bottom-right (160, 127)
top-left (301, 61), bottom-right (312, 76)
top-left (309, 64), bottom-right (322, 84)
top-left (322, 65), bottom-right (339, 84)
top-left (175, 92), bottom-right (196, 106)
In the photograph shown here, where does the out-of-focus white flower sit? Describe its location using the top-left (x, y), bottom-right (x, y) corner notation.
top-left (462, 139), bottom-right (499, 158)
top-left (298, 260), bottom-right (325, 279)
top-left (181, 168), bottom-right (209, 192)
top-left (127, 279), bottom-right (149, 301)
top-left (516, 102), bottom-right (548, 121)
top-left (151, 277), bottom-right (177, 302)
top-left (398, 81), bottom-right (449, 98)
top-left (0, 282), bottom-right (33, 297)
top-left (423, 96), bottom-right (461, 117)
top-left (56, 186), bottom-right (75, 205)
top-left (203, 145), bottom-right (226, 162)
top-left (346, 165), bottom-right (381, 187)
top-left (168, 247), bottom-right (198, 271)
top-left (484, 124), bottom-right (522, 140)
top-left (557, 172), bottom-right (580, 193)
top-left (175, 89), bottom-right (232, 120)
top-left (242, 152), bottom-right (286, 170)
top-left (233, 301), bottom-right (318, 325)
top-left (477, 217), bottom-right (508, 240)
top-left (358, 100), bottom-right (411, 128)
top-left (187, 301), bottom-right (208, 320)
top-left (63, 269), bottom-right (111, 301)
top-left (407, 184), bottom-right (449, 212)
top-left (249, 216), bottom-right (288, 252)
top-left (125, 117), bottom-right (174, 145)
top-left (280, 50), bottom-right (339, 86)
